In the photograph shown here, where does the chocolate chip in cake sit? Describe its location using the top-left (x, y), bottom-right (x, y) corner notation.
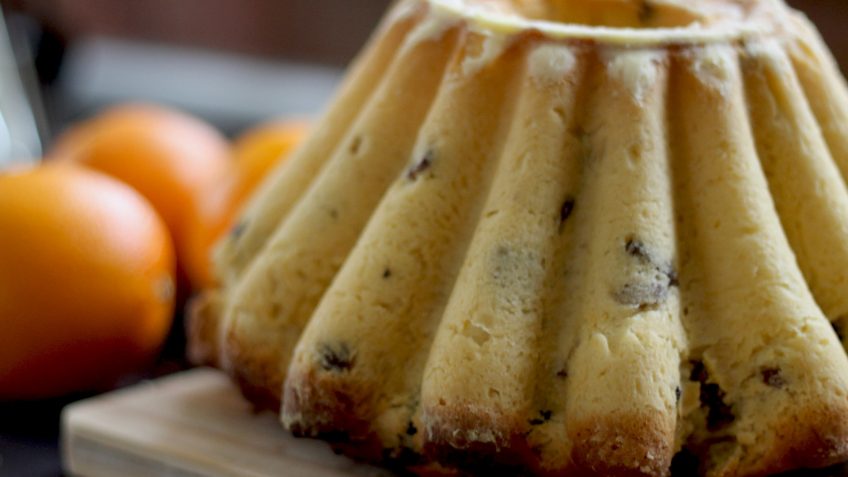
top-left (615, 236), bottom-right (678, 309)
top-left (625, 237), bottom-right (678, 284)
top-left (638, 1), bottom-right (656, 24)
top-left (529, 410), bottom-right (553, 426)
top-left (761, 367), bottom-right (786, 389)
top-left (328, 208), bottom-right (339, 220)
top-left (383, 268), bottom-right (392, 279)
top-left (406, 421), bottom-right (418, 436)
top-left (675, 386), bottom-right (682, 403)
top-left (559, 197), bottom-right (575, 230)
top-left (613, 280), bottom-right (670, 309)
top-left (318, 342), bottom-right (355, 372)
top-left (690, 360), bottom-right (708, 383)
top-left (625, 237), bottom-right (651, 261)
top-left (666, 268), bottom-right (680, 288)
top-left (690, 360), bottom-right (734, 431)
top-left (407, 150), bottom-right (434, 181)
top-left (703, 385), bottom-right (733, 430)
top-left (230, 220), bottom-right (248, 240)
top-left (556, 368), bottom-right (568, 379)
top-left (349, 135), bottom-right (363, 155)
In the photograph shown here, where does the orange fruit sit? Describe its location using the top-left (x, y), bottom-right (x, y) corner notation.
top-left (183, 120), bottom-right (310, 289)
top-left (48, 103), bottom-right (231, 275)
top-left (0, 164), bottom-right (175, 399)
top-left (230, 120), bottom-right (311, 205)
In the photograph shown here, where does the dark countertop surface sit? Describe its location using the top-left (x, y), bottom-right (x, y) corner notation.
top-left (1, 397), bottom-right (69, 477)
top-left (0, 316), bottom-right (190, 477)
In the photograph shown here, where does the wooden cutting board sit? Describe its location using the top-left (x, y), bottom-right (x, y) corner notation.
top-left (61, 369), bottom-right (848, 477)
top-left (61, 368), bottom-right (392, 477)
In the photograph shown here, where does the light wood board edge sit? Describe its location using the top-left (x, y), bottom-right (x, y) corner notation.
top-left (61, 368), bottom-right (392, 477)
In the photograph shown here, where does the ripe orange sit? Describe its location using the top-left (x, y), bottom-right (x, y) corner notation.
top-left (183, 120), bottom-right (310, 289)
top-left (230, 120), bottom-right (311, 205)
top-left (0, 164), bottom-right (175, 399)
top-left (48, 103), bottom-right (231, 276)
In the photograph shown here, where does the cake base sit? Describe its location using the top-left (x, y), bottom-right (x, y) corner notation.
top-left (60, 368), bottom-right (848, 477)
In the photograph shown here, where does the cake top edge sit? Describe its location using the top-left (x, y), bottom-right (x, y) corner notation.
top-left (419, 0), bottom-right (794, 46)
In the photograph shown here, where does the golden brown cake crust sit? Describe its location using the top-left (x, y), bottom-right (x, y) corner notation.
top-left (713, 403), bottom-right (848, 477)
top-left (423, 404), bottom-right (540, 475)
top-left (569, 411), bottom-right (675, 477)
top-left (187, 291), bottom-right (282, 411)
top-left (225, 332), bottom-right (283, 412)
top-left (282, 369), bottom-right (385, 462)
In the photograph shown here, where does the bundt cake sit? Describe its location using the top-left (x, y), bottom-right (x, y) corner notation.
top-left (188, 0), bottom-right (848, 475)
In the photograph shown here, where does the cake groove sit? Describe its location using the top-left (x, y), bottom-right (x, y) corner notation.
top-left (524, 44), bottom-right (596, 476)
top-left (670, 42), bottom-right (848, 476)
top-left (421, 39), bottom-right (589, 473)
top-left (743, 39), bottom-right (848, 326)
top-left (215, 6), bottom-right (426, 285)
top-left (221, 16), bottom-right (463, 409)
top-left (554, 47), bottom-right (682, 477)
top-left (188, 1), bottom-right (848, 474)
top-left (283, 27), bottom-right (529, 455)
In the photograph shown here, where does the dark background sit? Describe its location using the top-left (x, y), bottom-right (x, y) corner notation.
top-left (2, 0), bottom-right (845, 68)
top-left (0, 0), bottom-right (846, 140)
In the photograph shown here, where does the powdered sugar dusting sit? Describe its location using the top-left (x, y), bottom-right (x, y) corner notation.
top-left (605, 49), bottom-right (663, 104)
top-left (686, 44), bottom-right (736, 96)
top-left (461, 32), bottom-right (511, 77)
top-left (529, 44), bottom-right (577, 84)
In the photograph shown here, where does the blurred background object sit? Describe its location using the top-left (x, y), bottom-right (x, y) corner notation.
top-left (793, 1), bottom-right (848, 72)
top-left (0, 9), bottom-right (42, 166)
top-left (0, 0), bottom-right (395, 139)
top-left (0, 0), bottom-right (845, 141)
